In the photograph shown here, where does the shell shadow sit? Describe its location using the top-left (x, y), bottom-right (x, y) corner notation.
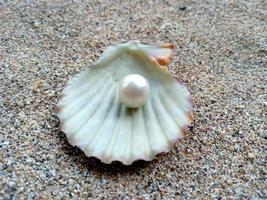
top-left (53, 101), bottom-right (159, 176)
top-left (57, 126), bottom-right (173, 176)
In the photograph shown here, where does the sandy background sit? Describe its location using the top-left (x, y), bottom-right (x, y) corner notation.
top-left (0, 0), bottom-right (266, 199)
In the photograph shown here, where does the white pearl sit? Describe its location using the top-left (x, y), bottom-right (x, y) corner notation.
top-left (119, 74), bottom-right (150, 108)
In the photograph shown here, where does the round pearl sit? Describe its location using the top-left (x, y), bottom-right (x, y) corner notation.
top-left (119, 74), bottom-right (150, 108)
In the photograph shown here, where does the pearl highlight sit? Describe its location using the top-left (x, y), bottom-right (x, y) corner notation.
top-left (119, 74), bottom-right (150, 108)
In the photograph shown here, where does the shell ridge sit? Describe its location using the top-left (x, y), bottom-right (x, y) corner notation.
top-left (60, 72), bottom-right (109, 115)
top-left (142, 103), bottom-right (154, 160)
top-left (98, 101), bottom-right (123, 164)
top-left (61, 76), bottom-right (113, 129)
top-left (60, 75), bottom-right (112, 121)
top-left (147, 99), bottom-right (165, 154)
top-left (159, 87), bottom-right (190, 128)
top-left (157, 90), bottom-right (186, 139)
top-left (130, 107), bottom-right (151, 162)
top-left (73, 85), bottom-right (116, 150)
top-left (62, 69), bottom-right (100, 100)
top-left (129, 113), bottom-right (134, 163)
top-left (66, 80), bottom-right (114, 139)
top-left (105, 105), bottom-right (126, 163)
top-left (130, 109), bottom-right (141, 161)
top-left (163, 82), bottom-right (191, 111)
top-left (150, 93), bottom-right (171, 149)
top-left (152, 90), bottom-right (179, 141)
top-left (89, 91), bottom-right (120, 157)
top-left (111, 107), bottom-right (131, 163)
top-left (60, 72), bottom-right (109, 107)
top-left (101, 103), bottom-right (123, 163)
top-left (84, 87), bottom-right (116, 155)
top-left (124, 111), bottom-right (133, 165)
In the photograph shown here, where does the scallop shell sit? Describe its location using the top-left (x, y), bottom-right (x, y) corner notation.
top-left (58, 41), bottom-right (193, 165)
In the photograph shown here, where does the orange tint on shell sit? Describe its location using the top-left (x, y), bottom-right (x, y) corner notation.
top-left (160, 43), bottom-right (175, 49)
top-left (156, 57), bottom-right (170, 66)
top-left (149, 43), bottom-right (174, 71)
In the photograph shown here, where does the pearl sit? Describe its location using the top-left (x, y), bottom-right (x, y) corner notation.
top-left (119, 74), bottom-right (150, 108)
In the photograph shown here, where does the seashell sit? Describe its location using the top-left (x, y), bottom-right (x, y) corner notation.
top-left (58, 41), bottom-right (193, 165)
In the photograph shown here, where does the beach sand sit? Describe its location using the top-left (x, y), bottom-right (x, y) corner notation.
top-left (0, 0), bottom-right (266, 199)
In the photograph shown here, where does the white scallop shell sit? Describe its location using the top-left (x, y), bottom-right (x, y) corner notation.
top-left (58, 41), bottom-right (193, 165)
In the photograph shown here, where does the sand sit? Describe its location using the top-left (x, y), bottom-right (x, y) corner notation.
top-left (0, 0), bottom-right (266, 199)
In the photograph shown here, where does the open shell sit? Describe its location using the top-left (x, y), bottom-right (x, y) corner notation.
top-left (58, 41), bottom-right (193, 165)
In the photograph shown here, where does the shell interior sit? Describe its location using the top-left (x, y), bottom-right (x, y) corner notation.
top-left (58, 41), bottom-right (192, 165)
